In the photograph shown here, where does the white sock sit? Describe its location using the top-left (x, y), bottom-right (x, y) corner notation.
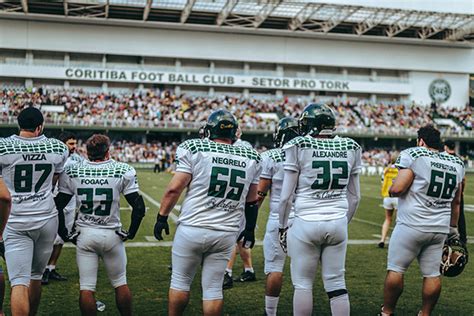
top-left (244, 267), bottom-right (254, 273)
top-left (225, 268), bottom-right (232, 276)
top-left (265, 296), bottom-right (279, 316)
top-left (294, 289), bottom-right (313, 316)
top-left (47, 265), bottom-right (55, 271)
top-left (330, 294), bottom-right (350, 316)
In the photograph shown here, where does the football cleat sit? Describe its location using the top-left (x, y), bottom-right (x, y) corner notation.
top-left (235, 270), bottom-right (256, 282)
top-left (299, 103), bottom-right (336, 136)
top-left (41, 269), bottom-right (50, 285)
top-left (223, 272), bottom-right (233, 289)
top-left (440, 235), bottom-right (469, 277)
top-left (49, 269), bottom-right (67, 281)
top-left (204, 109), bottom-right (238, 142)
top-left (273, 117), bottom-right (300, 148)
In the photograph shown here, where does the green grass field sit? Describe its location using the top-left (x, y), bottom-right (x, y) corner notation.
top-left (2, 172), bottom-right (473, 315)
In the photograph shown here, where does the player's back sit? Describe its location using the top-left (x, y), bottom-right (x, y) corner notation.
top-left (60, 159), bottom-right (138, 230)
top-left (175, 138), bottom-right (261, 231)
top-left (395, 147), bottom-right (464, 233)
top-left (0, 135), bottom-right (68, 230)
top-left (261, 148), bottom-right (285, 219)
top-left (283, 135), bottom-right (362, 221)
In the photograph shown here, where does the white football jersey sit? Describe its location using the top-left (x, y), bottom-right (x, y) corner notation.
top-left (63, 153), bottom-right (84, 213)
top-left (58, 159), bottom-right (139, 229)
top-left (261, 148), bottom-right (295, 220)
top-left (283, 135), bottom-right (362, 221)
top-left (234, 139), bottom-right (253, 148)
top-left (0, 135), bottom-right (68, 230)
top-left (175, 138), bottom-right (262, 232)
top-left (395, 147), bottom-right (465, 233)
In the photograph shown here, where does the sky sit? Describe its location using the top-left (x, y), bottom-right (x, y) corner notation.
top-left (304, 0), bottom-right (473, 14)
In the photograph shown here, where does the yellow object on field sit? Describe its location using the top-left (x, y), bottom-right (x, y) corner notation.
top-left (381, 165), bottom-right (399, 197)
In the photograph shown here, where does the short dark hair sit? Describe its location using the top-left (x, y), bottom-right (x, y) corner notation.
top-left (17, 107), bottom-right (44, 131)
top-left (417, 124), bottom-right (442, 150)
top-left (444, 140), bottom-right (455, 151)
top-left (86, 134), bottom-right (110, 161)
top-left (58, 131), bottom-right (77, 143)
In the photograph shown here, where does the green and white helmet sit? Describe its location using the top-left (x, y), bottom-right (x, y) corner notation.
top-left (274, 117), bottom-right (299, 148)
top-left (204, 109), bottom-right (238, 142)
top-left (299, 103), bottom-right (336, 136)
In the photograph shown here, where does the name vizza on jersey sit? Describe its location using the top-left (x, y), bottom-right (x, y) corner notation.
top-left (22, 153), bottom-right (47, 161)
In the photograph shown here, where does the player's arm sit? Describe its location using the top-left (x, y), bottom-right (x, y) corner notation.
top-left (388, 168), bottom-right (414, 197)
top-left (278, 169), bottom-right (298, 229)
top-left (154, 171), bottom-right (192, 240)
top-left (449, 184), bottom-right (463, 238)
top-left (346, 173), bottom-right (361, 223)
top-left (0, 178), bottom-right (11, 237)
top-left (0, 178), bottom-right (10, 259)
top-left (124, 192), bottom-right (146, 240)
top-left (257, 178), bottom-right (272, 208)
top-left (54, 192), bottom-right (73, 241)
top-left (237, 183), bottom-right (259, 249)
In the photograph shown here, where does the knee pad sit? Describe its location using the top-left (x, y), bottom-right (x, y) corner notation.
top-left (327, 289), bottom-right (348, 299)
top-left (111, 274), bottom-right (127, 289)
top-left (203, 286), bottom-right (223, 301)
top-left (170, 271), bottom-right (192, 292)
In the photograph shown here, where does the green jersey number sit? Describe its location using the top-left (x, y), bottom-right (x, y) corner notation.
top-left (208, 167), bottom-right (246, 201)
top-left (14, 163), bottom-right (52, 193)
top-left (311, 161), bottom-right (349, 190)
top-left (78, 188), bottom-right (113, 216)
top-left (427, 170), bottom-right (457, 199)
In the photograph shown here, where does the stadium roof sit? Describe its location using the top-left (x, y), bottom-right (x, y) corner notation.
top-left (1, 0), bottom-right (473, 43)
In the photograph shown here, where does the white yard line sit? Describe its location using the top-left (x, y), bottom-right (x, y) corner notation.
top-left (139, 190), bottom-right (179, 223)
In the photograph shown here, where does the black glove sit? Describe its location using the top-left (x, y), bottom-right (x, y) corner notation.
top-left (154, 215), bottom-right (169, 241)
top-left (0, 240), bottom-right (4, 260)
top-left (116, 229), bottom-right (130, 242)
top-left (58, 226), bottom-right (69, 243)
top-left (237, 229), bottom-right (255, 249)
top-left (68, 230), bottom-right (80, 245)
top-left (279, 227), bottom-right (288, 254)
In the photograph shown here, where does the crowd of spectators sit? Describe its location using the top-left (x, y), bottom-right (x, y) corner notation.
top-left (1, 88), bottom-right (472, 135)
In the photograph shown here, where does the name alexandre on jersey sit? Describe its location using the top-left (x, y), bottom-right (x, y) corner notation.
top-left (80, 179), bottom-right (109, 185)
top-left (212, 157), bottom-right (247, 168)
top-left (22, 154), bottom-right (47, 161)
top-left (312, 151), bottom-right (347, 158)
top-left (430, 161), bottom-right (456, 173)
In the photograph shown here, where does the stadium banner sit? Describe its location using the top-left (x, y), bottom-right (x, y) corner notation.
top-left (0, 64), bottom-right (411, 94)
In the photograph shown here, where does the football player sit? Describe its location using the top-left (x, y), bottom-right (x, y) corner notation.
top-left (154, 109), bottom-right (261, 315)
top-left (55, 134), bottom-right (146, 315)
top-left (444, 140), bottom-right (467, 244)
top-left (381, 125), bottom-right (464, 316)
top-left (378, 155), bottom-right (399, 248)
top-left (258, 117), bottom-right (299, 316)
top-left (223, 126), bottom-right (256, 288)
top-left (0, 107), bottom-right (69, 315)
top-left (278, 103), bottom-right (362, 316)
top-left (0, 179), bottom-right (11, 316)
top-left (42, 131), bottom-right (83, 284)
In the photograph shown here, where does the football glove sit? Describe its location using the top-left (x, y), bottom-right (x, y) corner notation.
top-left (449, 226), bottom-right (460, 240)
top-left (279, 227), bottom-right (288, 254)
top-left (237, 229), bottom-right (255, 249)
top-left (0, 240), bottom-right (4, 260)
top-left (154, 215), bottom-right (169, 241)
top-left (68, 230), bottom-right (80, 245)
top-left (116, 229), bottom-right (130, 242)
top-left (58, 226), bottom-right (69, 243)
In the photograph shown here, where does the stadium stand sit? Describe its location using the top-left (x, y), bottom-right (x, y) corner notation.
top-left (1, 88), bottom-right (472, 136)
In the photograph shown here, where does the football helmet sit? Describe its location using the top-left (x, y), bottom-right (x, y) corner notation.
top-left (274, 117), bottom-right (299, 148)
top-left (205, 109), bottom-right (238, 142)
top-left (440, 235), bottom-right (469, 277)
top-left (299, 103), bottom-right (336, 136)
top-left (198, 123), bottom-right (206, 139)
